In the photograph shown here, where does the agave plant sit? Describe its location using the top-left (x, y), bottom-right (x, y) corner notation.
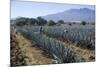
top-left (18, 28), bottom-right (79, 63)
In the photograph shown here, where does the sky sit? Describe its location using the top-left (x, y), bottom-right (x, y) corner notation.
top-left (11, 0), bottom-right (95, 19)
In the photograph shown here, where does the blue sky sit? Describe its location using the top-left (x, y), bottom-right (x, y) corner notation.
top-left (11, 1), bottom-right (95, 19)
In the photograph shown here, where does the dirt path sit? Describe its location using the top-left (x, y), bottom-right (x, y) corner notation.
top-left (11, 32), bottom-right (26, 66)
top-left (13, 32), bottom-right (54, 65)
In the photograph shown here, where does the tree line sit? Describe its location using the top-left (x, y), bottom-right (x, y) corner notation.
top-left (11, 17), bottom-right (89, 26)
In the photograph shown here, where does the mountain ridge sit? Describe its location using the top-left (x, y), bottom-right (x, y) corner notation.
top-left (42, 8), bottom-right (95, 22)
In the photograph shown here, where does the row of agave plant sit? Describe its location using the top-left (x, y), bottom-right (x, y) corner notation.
top-left (17, 28), bottom-right (84, 63)
top-left (42, 26), bottom-right (95, 50)
top-left (18, 25), bottom-right (95, 50)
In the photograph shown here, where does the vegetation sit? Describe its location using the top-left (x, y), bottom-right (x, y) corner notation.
top-left (18, 28), bottom-right (80, 63)
top-left (15, 17), bottom-right (47, 26)
top-left (57, 20), bottom-right (64, 24)
top-left (36, 17), bottom-right (47, 25)
top-left (43, 25), bottom-right (95, 50)
top-left (81, 21), bottom-right (87, 25)
top-left (69, 23), bottom-right (72, 26)
top-left (48, 20), bottom-right (56, 26)
top-left (11, 17), bottom-right (95, 65)
top-left (20, 24), bottom-right (95, 50)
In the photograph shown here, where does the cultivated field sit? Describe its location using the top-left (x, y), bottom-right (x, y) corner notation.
top-left (11, 1), bottom-right (95, 66)
top-left (11, 23), bottom-right (95, 66)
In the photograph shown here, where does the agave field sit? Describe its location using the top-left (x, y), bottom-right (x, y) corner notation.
top-left (10, 1), bottom-right (95, 65)
top-left (18, 29), bottom-right (76, 63)
top-left (18, 24), bottom-right (95, 49)
top-left (43, 24), bottom-right (95, 50)
top-left (15, 24), bottom-right (95, 64)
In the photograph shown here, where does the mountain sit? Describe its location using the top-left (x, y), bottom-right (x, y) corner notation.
top-left (42, 8), bottom-right (95, 22)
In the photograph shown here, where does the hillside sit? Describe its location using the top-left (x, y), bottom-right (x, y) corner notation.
top-left (42, 8), bottom-right (95, 22)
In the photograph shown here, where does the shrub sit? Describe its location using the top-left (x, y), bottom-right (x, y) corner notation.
top-left (81, 21), bottom-right (87, 25)
top-left (48, 20), bottom-right (56, 26)
top-left (69, 23), bottom-right (72, 26)
top-left (58, 20), bottom-right (64, 24)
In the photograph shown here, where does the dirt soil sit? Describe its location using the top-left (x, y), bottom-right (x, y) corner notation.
top-left (11, 30), bottom-right (54, 66)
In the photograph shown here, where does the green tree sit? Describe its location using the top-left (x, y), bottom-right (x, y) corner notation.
top-left (58, 20), bottom-right (64, 24)
top-left (15, 17), bottom-right (28, 26)
top-left (48, 20), bottom-right (56, 26)
top-left (37, 17), bottom-right (47, 25)
top-left (69, 23), bottom-right (72, 26)
top-left (30, 18), bottom-right (38, 25)
top-left (15, 17), bottom-right (38, 26)
top-left (81, 21), bottom-right (87, 25)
